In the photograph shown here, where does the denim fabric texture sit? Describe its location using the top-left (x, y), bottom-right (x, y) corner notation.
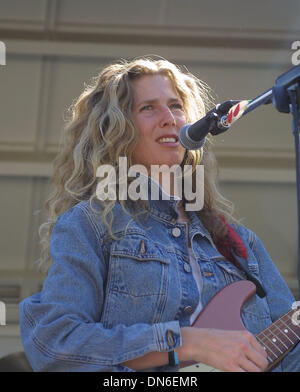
top-left (19, 179), bottom-right (300, 372)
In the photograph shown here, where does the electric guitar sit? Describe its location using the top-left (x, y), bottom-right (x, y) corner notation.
top-left (179, 280), bottom-right (300, 372)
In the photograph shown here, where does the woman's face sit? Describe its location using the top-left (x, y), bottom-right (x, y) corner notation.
top-left (130, 74), bottom-right (187, 172)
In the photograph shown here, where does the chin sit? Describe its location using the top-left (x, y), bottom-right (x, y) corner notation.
top-left (164, 154), bottom-right (185, 167)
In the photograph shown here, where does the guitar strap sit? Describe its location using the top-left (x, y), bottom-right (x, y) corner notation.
top-left (215, 216), bottom-right (266, 298)
top-left (230, 249), bottom-right (266, 298)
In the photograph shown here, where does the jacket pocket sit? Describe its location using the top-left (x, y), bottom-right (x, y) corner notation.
top-left (102, 235), bottom-right (170, 327)
top-left (216, 260), bottom-right (248, 284)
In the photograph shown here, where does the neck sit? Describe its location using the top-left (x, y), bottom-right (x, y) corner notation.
top-left (149, 168), bottom-right (182, 198)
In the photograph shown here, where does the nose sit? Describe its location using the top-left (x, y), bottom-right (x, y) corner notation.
top-left (159, 106), bottom-right (176, 128)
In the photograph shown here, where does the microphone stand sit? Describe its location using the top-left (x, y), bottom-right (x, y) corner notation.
top-left (285, 82), bottom-right (300, 299)
top-left (241, 65), bottom-right (300, 298)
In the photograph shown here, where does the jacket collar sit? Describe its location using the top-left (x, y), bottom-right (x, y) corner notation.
top-left (144, 175), bottom-right (212, 240)
top-left (144, 174), bottom-right (182, 222)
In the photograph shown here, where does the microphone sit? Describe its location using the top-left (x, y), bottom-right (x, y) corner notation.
top-left (179, 66), bottom-right (300, 151)
top-left (179, 100), bottom-right (243, 150)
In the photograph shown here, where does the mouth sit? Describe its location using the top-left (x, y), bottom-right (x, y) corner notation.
top-left (156, 135), bottom-right (179, 145)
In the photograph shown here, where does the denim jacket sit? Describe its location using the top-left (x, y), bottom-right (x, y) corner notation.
top-left (19, 182), bottom-right (300, 372)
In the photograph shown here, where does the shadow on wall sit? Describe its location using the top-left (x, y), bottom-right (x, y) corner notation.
top-left (0, 351), bottom-right (33, 372)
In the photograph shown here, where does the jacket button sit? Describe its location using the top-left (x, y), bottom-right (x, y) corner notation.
top-left (167, 330), bottom-right (175, 347)
top-left (203, 271), bottom-right (214, 277)
top-left (184, 306), bottom-right (193, 314)
top-left (183, 263), bottom-right (191, 273)
top-left (172, 227), bottom-right (181, 237)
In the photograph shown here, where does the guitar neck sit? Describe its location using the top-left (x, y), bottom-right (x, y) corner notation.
top-left (256, 309), bottom-right (300, 371)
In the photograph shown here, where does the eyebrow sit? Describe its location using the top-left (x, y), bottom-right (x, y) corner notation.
top-left (135, 97), bottom-right (182, 108)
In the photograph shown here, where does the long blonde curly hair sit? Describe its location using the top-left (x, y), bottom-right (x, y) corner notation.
top-left (38, 56), bottom-right (237, 273)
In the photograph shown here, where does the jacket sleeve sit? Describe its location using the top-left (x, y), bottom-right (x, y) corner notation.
top-left (246, 228), bottom-right (300, 372)
top-left (19, 204), bottom-right (181, 372)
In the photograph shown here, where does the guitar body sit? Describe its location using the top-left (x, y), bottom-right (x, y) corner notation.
top-left (180, 280), bottom-right (257, 372)
top-left (179, 280), bottom-right (300, 372)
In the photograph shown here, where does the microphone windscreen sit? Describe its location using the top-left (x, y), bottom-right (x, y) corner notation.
top-left (178, 124), bottom-right (206, 150)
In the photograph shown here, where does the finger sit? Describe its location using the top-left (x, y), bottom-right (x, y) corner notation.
top-left (246, 333), bottom-right (268, 358)
top-left (235, 333), bottom-right (269, 371)
top-left (244, 348), bottom-right (269, 371)
top-left (234, 366), bottom-right (246, 373)
top-left (254, 338), bottom-right (269, 358)
top-left (239, 356), bottom-right (264, 372)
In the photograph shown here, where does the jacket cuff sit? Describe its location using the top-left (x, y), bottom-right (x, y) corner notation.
top-left (153, 321), bottom-right (182, 352)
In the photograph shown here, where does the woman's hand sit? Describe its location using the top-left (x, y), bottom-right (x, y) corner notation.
top-left (179, 327), bottom-right (269, 372)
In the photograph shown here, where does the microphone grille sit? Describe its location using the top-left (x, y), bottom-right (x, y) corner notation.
top-left (178, 125), bottom-right (206, 150)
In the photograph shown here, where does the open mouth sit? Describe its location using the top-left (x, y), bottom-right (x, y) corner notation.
top-left (156, 135), bottom-right (179, 144)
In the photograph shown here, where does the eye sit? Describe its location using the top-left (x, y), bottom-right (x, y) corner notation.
top-left (170, 102), bottom-right (183, 110)
top-left (140, 105), bottom-right (153, 111)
